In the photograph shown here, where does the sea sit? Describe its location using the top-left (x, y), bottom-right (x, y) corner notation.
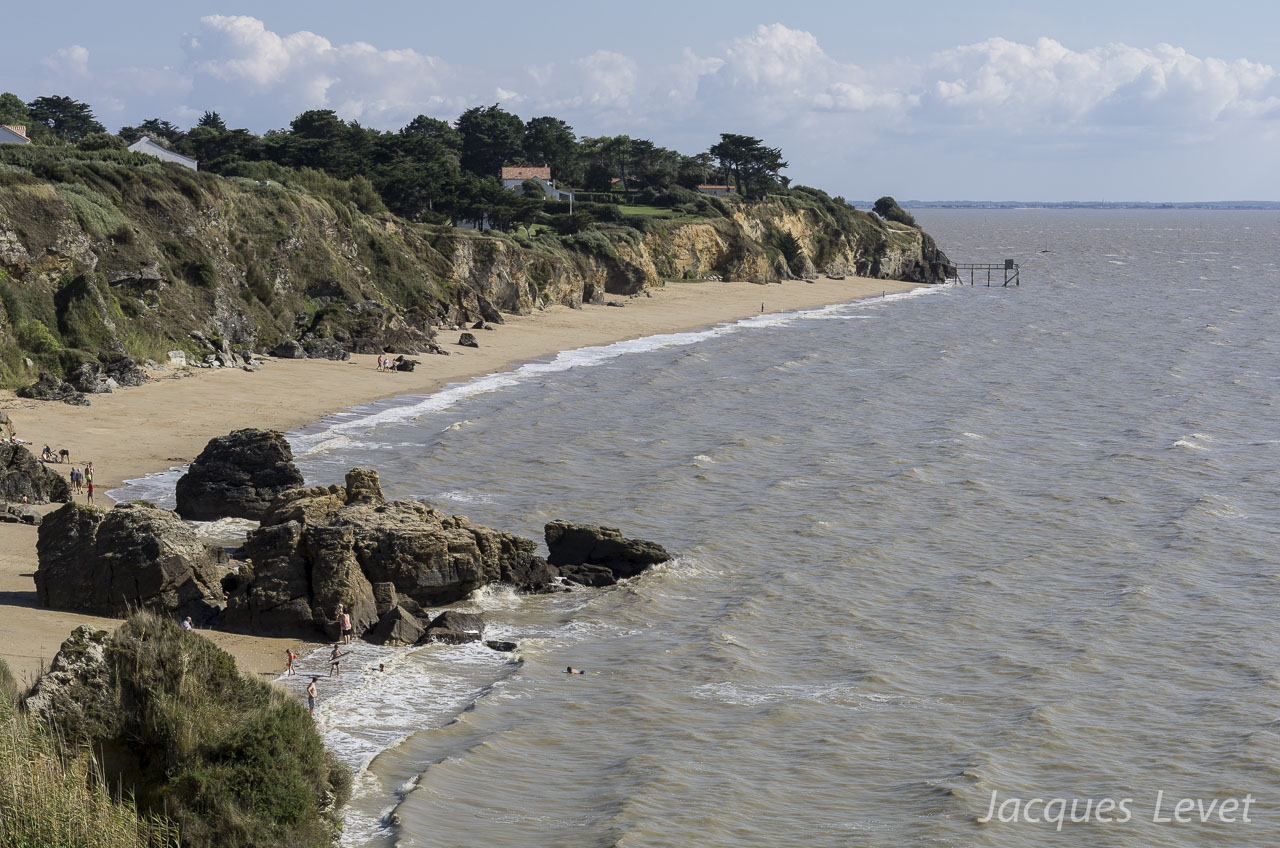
top-left (114, 209), bottom-right (1280, 847)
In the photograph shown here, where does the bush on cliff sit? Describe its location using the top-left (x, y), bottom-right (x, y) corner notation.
top-left (25, 613), bottom-right (350, 848)
top-left (0, 658), bottom-right (178, 848)
top-left (873, 195), bottom-right (916, 227)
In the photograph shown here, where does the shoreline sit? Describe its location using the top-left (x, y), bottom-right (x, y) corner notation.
top-left (0, 275), bottom-right (922, 684)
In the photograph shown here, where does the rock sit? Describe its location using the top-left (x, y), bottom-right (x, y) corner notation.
top-left (100, 355), bottom-right (147, 388)
top-left (23, 625), bottom-right (113, 734)
top-left (476, 295), bottom-right (504, 325)
top-left (226, 468), bottom-right (557, 637)
top-left (271, 340), bottom-right (306, 359)
top-left (35, 502), bottom-right (227, 622)
top-left (545, 521), bottom-right (671, 582)
top-left (471, 320), bottom-right (487, 330)
top-left (365, 605), bottom-right (426, 646)
top-left (392, 355), bottom-right (420, 372)
top-left (555, 563), bottom-right (618, 588)
top-left (167, 350), bottom-right (187, 367)
top-left (5, 503), bottom-right (42, 525)
top-left (372, 581), bottom-right (398, 616)
top-left (300, 336), bottom-right (350, 361)
top-left (344, 467), bottom-right (386, 505)
top-left (606, 300), bottom-right (626, 307)
top-left (19, 373), bottom-right (89, 406)
top-left (458, 332), bottom-right (479, 348)
top-left (175, 429), bottom-right (305, 521)
top-left (484, 640), bottom-right (518, 653)
top-left (422, 610), bottom-right (484, 644)
top-left (0, 444), bottom-right (71, 504)
top-left (789, 251), bottom-right (818, 280)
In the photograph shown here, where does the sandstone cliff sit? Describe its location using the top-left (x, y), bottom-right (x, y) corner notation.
top-left (0, 149), bottom-right (952, 388)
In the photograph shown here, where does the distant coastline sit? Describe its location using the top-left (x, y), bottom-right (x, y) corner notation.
top-left (859, 200), bottom-right (1280, 210)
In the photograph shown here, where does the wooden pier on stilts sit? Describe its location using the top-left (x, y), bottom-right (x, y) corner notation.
top-left (953, 259), bottom-right (1020, 286)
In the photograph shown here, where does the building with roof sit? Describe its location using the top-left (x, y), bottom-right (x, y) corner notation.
top-left (127, 136), bottom-right (198, 170)
top-left (500, 165), bottom-right (574, 202)
top-left (696, 184), bottom-right (735, 197)
top-left (0, 125), bottom-right (31, 145)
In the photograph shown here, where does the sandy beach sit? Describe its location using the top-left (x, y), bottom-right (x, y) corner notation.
top-left (0, 276), bottom-right (919, 685)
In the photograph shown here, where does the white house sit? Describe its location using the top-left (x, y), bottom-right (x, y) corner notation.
top-left (0, 124), bottom-right (31, 145)
top-left (499, 165), bottom-right (574, 202)
top-left (127, 136), bottom-right (198, 170)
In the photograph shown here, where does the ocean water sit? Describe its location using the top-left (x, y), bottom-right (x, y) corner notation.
top-left (114, 209), bottom-right (1280, 846)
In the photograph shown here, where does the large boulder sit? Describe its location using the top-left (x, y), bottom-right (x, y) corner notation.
top-left (422, 610), bottom-right (485, 644)
top-left (34, 502), bottom-right (227, 622)
top-left (366, 605), bottom-right (426, 646)
top-left (17, 373), bottom-right (89, 406)
top-left (225, 468), bottom-right (557, 637)
top-left (175, 429), bottom-right (305, 521)
top-left (545, 521), bottom-right (672, 583)
top-left (0, 443), bottom-right (72, 504)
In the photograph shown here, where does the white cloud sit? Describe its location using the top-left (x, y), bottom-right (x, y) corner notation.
top-left (41, 45), bottom-right (90, 77)
top-left (926, 37), bottom-right (1280, 129)
top-left (182, 15), bottom-right (462, 126)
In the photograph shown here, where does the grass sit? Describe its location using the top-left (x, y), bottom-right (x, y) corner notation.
top-left (0, 660), bottom-right (178, 848)
top-left (617, 204), bottom-right (675, 218)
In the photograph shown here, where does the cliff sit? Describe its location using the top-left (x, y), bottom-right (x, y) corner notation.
top-left (0, 148), bottom-right (952, 389)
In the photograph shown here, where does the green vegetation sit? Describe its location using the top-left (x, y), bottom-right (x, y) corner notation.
top-left (0, 659), bottom-right (178, 848)
top-left (22, 613), bottom-right (349, 848)
top-left (873, 195), bottom-right (916, 226)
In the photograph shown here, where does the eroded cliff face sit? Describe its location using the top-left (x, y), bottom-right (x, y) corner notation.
top-left (0, 166), bottom-right (951, 386)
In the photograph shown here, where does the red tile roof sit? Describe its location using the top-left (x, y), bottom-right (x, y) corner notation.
top-left (501, 166), bottom-right (551, 181)
top-left (1, 125), bottom-right (27, 138)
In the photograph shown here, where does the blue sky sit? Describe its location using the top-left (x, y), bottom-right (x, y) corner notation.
top-left (5, 1), bottom-right (1278, 200)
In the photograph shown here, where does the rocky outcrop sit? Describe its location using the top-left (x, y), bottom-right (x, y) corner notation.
top-left (17, 374), bottom-right (89, 406)
top-left (224, 468), bottom-right (557, 637)
top-left (34, 502), bottom-right (227, 622)
top-left (458, 332), bottom-right (479, 348)
top-left (23, 625), bottom-right (113, 737)
top-left (423, 610), bottom-right (485, 644)
top-left (545, 521), bottom-right (672, 586)
top-left (0, 443), bottom-right (72, 504)
top-left (366, 605), bottom-right (426, 646)
top-left (175, 429), bottom-right (305, 521)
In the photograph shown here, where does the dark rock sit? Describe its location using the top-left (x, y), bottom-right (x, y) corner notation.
top-left (175, 429), bottom-right (305, 521)
top-left (484, 640), bottom-right (518, 653)
top-left (226, 468), bottom-right (556, 637)
top-left (458, 332), bottom-right (479, 348)
top-left (18, 374), bottom-right (89, 406)
top-left (35, 502), bottom-right (227, 622)
top-left (476, 295), bottom-right (505, 325)
top-left (471, 320), bottom-right (487, 330)
top-left (606, 300), bottom-right (626, 307)
top-left (6, 504), bottom-right (42, 525)
top-left (392, 355), bottom-right (420, 373)
top-left (366, 605), bottom-right (426, 646)
top-left (300, 336), bottom-right (350, 361)
top-left (0, 443), bottom-right (71, 504)
top-left (422, 610), bottom-right (484, 644)
top-left (372, 581), bottom-right (398, 616)
top-left (100, 355), bottom-right (147, 388)
top-left (545, 521), bottom-right (671, 582)
top-left (556, 563), bottom-right (618, 588)
top-left (271, 340), bottom-right (306, 359)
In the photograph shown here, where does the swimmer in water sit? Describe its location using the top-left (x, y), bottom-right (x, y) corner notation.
top-left (565, 666), bottom-right (585, 675)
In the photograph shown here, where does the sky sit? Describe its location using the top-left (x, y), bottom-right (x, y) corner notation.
top-left (4, 0), bottom-right (1279, 201)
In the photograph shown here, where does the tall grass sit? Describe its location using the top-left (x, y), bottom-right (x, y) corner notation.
top-left (0, 661), bottom-right (177, 848)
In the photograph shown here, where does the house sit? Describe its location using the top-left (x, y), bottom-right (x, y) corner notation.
top-left (500, 165), bottom-right (574, 202)
top-left (0, 124), bottom-right (31, 145)
top-left (696, 184), bottom-right (735, 197)
top-left (127, 136), bottom-right (198, 171)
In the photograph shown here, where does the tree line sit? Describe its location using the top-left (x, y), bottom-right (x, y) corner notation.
top-left (0, 93), bottom-right (791, 227)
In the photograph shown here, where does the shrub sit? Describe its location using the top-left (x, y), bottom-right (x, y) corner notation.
top-left (15, 319), bottom-right (61, 355)
top-left (872, 195), bottom-right (916, 226)
top-left (54, 183), bottom-right (127, 237)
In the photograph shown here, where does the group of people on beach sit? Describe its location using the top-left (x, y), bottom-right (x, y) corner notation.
top-left (67, 462), bottom-right (94, 501)
top-left (375, 355), bottom-right (401, 372)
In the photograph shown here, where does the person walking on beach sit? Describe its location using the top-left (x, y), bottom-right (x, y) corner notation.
top-left (377, 355), bottom-right (384, 372)
top-left (86, 479), bottom-right (94, 503)
top-left (307, 677), bottom-right (318, 716)
top-left (340, 608), bottom-right (352, 644)
top-left (285, 649), bottom-right (298, 676)
top-left (329, 643), bottom-right (346, 676)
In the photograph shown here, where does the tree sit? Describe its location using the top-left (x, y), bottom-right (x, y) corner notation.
top-left (872, 196), bottom-right (915, 226)
top-left (119, 117), bottom-right (183, 145)
top-left (0, 92), bottom-right (29, 126)
top-left (197, 111), bottom-right (227, 131)
top-left (523, 116), bottom-right (578, 182)
top-left (401, 115), bottom-right (462, 151)
top-left (26, 95), bottom-right (105, 142)
top-left (708, 133), bottom-right (787, 199)
top-left (455, 104), bottom-right (525, 178)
